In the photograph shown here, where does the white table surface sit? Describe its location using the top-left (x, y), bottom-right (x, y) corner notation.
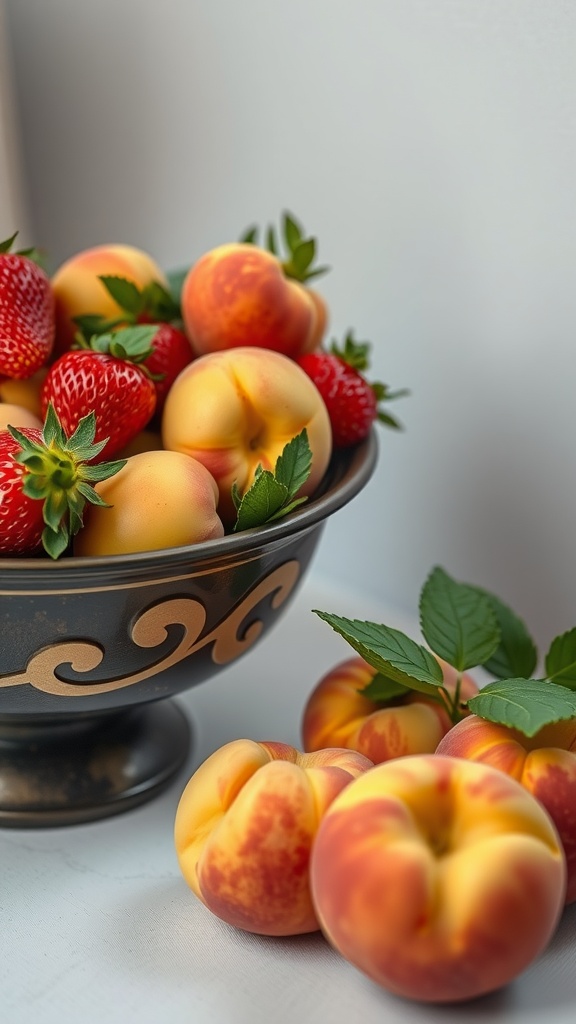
top-left (2, 572), bottom-right (575, 1024)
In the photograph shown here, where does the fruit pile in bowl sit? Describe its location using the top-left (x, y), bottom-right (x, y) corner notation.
top-left (0, 213), bottom-right (404, 826)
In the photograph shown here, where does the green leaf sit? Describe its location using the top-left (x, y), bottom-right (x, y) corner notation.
top-left (42, 401), bottom-right (66, 448)
top-left (545, 627), bottom-right (576, 689)
top-left (92, 324), bottom-right (158, 361)
top-left (141, 280), bottom-right (181, 321)
top-left (300, 264), bottom-right (331, 280)
top-left (232, 471), bottom-right (289, 532)
top-left (467, 677), bottom-right (576, 737)
top-left (165, 266), bottom-right (189, 306)
top-left (290, 238), bottom-right (316, 278)
top-left (231, 481), bottom-right (242, 511)
top-left (73, 313), bottom-right (117, 337)
top-left (283, 211), bottom-right (303, 252)
top-left (7, 403), bottom-right (128, 559)
top-left (313, 611), bottom-right (445, 696)
top-left (239, 226), bottom-right (258, 245)
top-left (41, 523), bottom-right (69, 560)
top-left (265, 494), bottom-right (308, 521)
top-left (377, 409), bottom-right (403, 430)
top-left (273, 429), bottom-right (311, 497)
top-left (99, 275), bottom-right (143, 316)
top-left (470, 586), bottom-right (538, 679)
top-left (419, 567), bottom-right (500, 672)
top-left (231, 431), bottom-right (313, 532)
top-left (359, 671), bottom-right (411, 703)
top-left (0, 231), bottom-right (18, 253)
top-left (266, 225), bottom-right (278, 256)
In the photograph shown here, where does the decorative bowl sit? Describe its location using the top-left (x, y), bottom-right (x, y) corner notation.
top-left (0, 432), bottom-right (378, 827)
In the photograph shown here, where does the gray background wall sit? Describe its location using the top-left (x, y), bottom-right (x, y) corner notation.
top-left (4, 0), bottom-right (576, 652)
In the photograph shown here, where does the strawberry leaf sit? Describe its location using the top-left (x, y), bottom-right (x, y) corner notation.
top-left (312, 611), bottom-right (445, 696)
top-left (239, 226), bottom-right (258, 245)
top-left (419, 566), bottom-right (500, 672)
top-left (377, 409), bottom-right (403, 430)
top-left (330, 331), bottom-right (372, 371)
top-left (7, 404), bottom-right (126, 559)
top-left (545, 627), bottom-right (576, 689)
top-left (283, 211), bottom-right (304, 252)
top-left (239, 211), bottom-right (330, 283)
top-left (0, 231), bottom-right (19, 253)
top-left (266, 225), bottom-right (278, 256)
top-left (466, 678), bottom-right (576, 737)
top-left (90, 324), bottom-right (158, 362)
top-left (41, 523), bottom-right (69, 560)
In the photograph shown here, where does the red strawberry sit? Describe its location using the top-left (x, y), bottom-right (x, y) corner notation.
top-left (0, 403), bottom-right (126, 558)
top-left (139, 321), bottom-right (194, 412)
top-left (40, 325), bottom-right (158, 459)
top-left (297, 331), bottom-right (407, 447)
top-left (0, 233), bottom-right (55, 379)
top-left (74, 275), bottom-right (194, 413)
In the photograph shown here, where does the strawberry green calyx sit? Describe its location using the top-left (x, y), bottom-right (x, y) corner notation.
top-left (73, 324), bottom-right (159, 366)
top-left (0, 230), bottom-right (48, 269)
top-left (240, 210), bottom-right (330, 284)
top-left (332, 329), bottom-right (410, 430)
top-left (8, 403), bottom-right (126, 559)
top-left (73, 277), bottom-right (181, 338)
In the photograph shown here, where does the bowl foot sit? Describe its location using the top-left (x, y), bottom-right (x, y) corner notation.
top-left (0, 700), bottom-right (191, 828)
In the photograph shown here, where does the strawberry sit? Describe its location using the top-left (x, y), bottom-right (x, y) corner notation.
top-left (74, 275), bottom-right (194, 413)
top-left (0, 403), bottom-right (126, 558)
top-left (40, 325), bottom-right (158, 459)
top-left (0, 232), bottom-right (55, 379)
top-left (296, 331), bottom-right (407, 447)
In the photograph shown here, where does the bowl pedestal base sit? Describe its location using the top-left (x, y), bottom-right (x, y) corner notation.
top-left (0, 700), bottom-right (191, 828)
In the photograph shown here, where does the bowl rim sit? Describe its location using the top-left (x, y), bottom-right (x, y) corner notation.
top-left (0, 431), bottom-right (379, 577)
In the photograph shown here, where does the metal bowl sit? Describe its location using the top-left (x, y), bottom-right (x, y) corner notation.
top-left (0, 432), bottom-right (378, 827)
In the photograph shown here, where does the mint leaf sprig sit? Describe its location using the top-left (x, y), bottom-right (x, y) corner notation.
top-left (314, 565), bottom-right (576, 737)
top-left (232, 429), bottom-right (312, 533)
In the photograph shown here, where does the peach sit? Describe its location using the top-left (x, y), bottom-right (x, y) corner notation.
top-left (436, 714), bottom-right (576, 904)
top-left (302, 655), bottom-right (479, 763)
top-left (161, 346), bottom-right (332, 524)
top-left (0, 368), bottom-right (47, 417)
top-left (73, 449), bottom-right (224, 556)
top-left (0, 402), bottom-right (43, 431)
top-left (51, 243), bottom-right (168, 356)
top-left (310, 754), bottom-right (566, 1003)
top-left (180, 243), bottom-right (327, 358)
top-left (174, 739), bottom-right (373, 936)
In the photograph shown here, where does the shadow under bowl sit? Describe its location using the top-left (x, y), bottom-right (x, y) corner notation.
top-left (0, 432), bottom-right (378, 827)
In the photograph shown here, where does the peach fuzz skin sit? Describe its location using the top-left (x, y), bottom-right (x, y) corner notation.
top-left (161, 346), bottom-right (333, 525)
top-left (51, 243), bottom-right (168, 357)
top-left (436, 714), bottom-right (576, 904)
top-left (310, 754), bottom-right (566, 1004)
top-left (181, 243), bottom-right (327, 358)
top-left (302, 655), bottom-right (479, 764)
top-left (174, 739), bottom-right (373, 936)
top-left (73, 449), bottom-right (224, 556)
top-left (0, 368), bottom-right (46, 417)
top-left (0, 402), bottom-right (42, 431)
